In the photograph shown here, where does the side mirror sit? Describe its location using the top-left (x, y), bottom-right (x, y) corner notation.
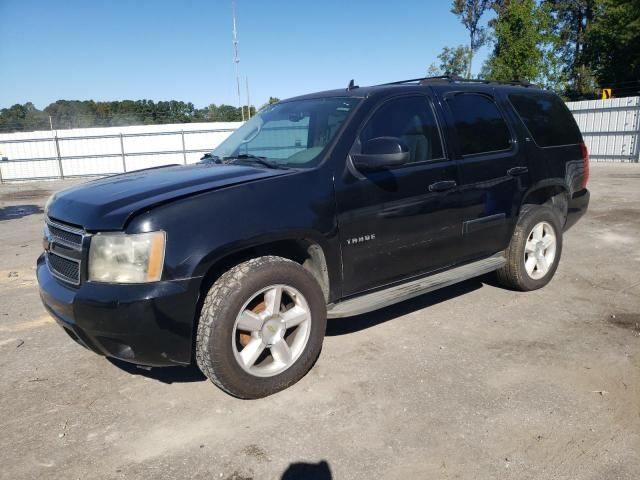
top-left (351, 137), bottom-right (409, 171)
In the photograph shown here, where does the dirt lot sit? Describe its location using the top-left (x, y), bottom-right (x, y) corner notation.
top-left (0, 163), bottom-right (639, 480)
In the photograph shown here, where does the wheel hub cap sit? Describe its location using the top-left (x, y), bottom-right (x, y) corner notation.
top-left (232, 284), bottom-right (312, 378)
top-left (261, 318), bottom-right (285, 346)
top-left (524, 221), bottom-right (557, 280)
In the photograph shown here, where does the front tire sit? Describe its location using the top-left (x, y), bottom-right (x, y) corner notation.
top-left (196, 256), bottom-right (327, 399)
top-left (496, 205), bottom-right (563, 291)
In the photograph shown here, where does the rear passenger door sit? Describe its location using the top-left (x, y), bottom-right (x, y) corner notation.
top-left (439, 89), bottom-right (527, 261)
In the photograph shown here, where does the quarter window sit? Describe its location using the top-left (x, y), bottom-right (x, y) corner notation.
top-left (360, 96), bottom-right (444, 163)
top-left (446, 93), bottom-right (512, 156)
top-left (509, 93), bottom-right (582, 147)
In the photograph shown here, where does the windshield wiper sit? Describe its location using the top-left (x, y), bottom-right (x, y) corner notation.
top-left (199, 152), bottom-right (222, 163)
top-left (223, 154), bottom-right (288, 170)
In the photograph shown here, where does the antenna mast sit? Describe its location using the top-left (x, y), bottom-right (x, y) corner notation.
top-left (231, 0), bottom-right (245, 121)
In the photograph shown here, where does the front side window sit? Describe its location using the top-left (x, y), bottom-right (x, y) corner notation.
top-left (446, 93), bottom-right (512, 156)
top-left (359, 96), bottom-right (444, 163)
top-left (211, 97), bottom-right (360, 168)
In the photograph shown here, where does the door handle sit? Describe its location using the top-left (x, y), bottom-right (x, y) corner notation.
top-left (507, 166), bottom-right (529, 176)
top-left (428, 180), bottom-right (457, 192)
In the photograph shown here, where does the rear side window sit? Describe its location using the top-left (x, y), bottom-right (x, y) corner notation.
top-left (446, 93), bottom-right (512, 156)
top-left (509, 93), bottom-right (582, 147)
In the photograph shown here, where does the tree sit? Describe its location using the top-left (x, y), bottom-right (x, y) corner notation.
top-left (0, 95), bottom-right (279, 132)
top-left (583, 0), bottom-right (640, 92)
top-left (543, 0), bottom-right (601, 98)
top-left (259, 97), bottom-right (281, 110)
top-left (451, 0), bottom-right (491, 78)
top-left (482, 0), bottom-right (546, 82)
top-left (428, 45), bottom-right (471, 76)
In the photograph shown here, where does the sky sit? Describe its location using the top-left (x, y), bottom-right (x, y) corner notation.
top-left (0, 0), bottom-right (492, 110)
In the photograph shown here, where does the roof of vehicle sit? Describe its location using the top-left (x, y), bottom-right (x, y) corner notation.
top-left (283, 75), bottom-right (548, 102)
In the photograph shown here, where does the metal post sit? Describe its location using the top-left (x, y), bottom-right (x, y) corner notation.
top-left (0, 161), bottom-right (3, 184)
top-left (119, 133), bottom-right (127, 172)
top-left (54, 134), bottom-right (64, 179)
top-left (633, 102), bottom-right (640, 163)
top-left (246, 76), bottom-right (251, 119)
top-left (181, 130), bottom-right (187, 164)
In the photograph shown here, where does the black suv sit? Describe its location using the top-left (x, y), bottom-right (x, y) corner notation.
top-left (38, 76), bottom-right (590, 398)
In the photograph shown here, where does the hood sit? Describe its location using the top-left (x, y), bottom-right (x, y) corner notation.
top-left (46, 163), bottom-right (291, 230)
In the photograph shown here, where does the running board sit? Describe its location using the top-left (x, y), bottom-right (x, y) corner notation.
top-left (327, 253), bottom-right (505, 318)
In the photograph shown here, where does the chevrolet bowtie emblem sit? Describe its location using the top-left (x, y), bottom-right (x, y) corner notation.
top-left (42, 236), bottom-right (51, 252)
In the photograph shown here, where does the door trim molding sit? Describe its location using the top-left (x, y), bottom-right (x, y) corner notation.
top-left (462, 213), bottom-right (506, 235)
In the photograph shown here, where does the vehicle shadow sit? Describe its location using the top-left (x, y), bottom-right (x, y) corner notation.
top-left (107, 358), bottom-right (206, 384)
top-left (0, 204), bottom-right (43, 221)
top-left (326, 278), bottom-right (484, 336)
top-left (281, 460), bottom-right (332, 479)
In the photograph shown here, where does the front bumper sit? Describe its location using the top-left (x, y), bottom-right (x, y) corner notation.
top-left (564, 188), bottom-right (590, 231)
top-left (37, 254), bottom-right (202, 366)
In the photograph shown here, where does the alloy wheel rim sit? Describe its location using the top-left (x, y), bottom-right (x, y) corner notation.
top-left (232, 284), bottom-right (312, 378)
top-left (524, 221), bottom-right (557, 280)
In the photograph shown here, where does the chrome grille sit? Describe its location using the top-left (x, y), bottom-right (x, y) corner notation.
top-left (46, 219), bottom-right (83, 249)
top-left (45, 218), bottom-right (84, 285)
top-left (47, 253), bottom-right (80, 285)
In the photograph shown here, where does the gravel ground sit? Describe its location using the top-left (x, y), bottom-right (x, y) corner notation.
top-left (0, 163), bottom-right (639, 480)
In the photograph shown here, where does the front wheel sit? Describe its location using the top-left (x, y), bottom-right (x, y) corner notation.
top-left (496, 205), bottom-right (564, 291)
top-left (196, 256), bottom-right (327, 399)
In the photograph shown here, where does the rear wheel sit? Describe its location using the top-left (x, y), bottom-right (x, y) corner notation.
top-left (496, 205), bottom-right (563, 291)
top-left (196, 256), bottom-right (326, 399)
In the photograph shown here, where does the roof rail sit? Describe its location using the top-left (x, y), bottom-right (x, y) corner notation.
top-left (380, 75), bottom-right (461, 85)
top-left (379, 75), bottom-right (537, 88)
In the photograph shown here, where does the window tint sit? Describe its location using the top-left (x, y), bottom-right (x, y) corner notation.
top-left (446, 93), bottom-right (512, 156)
top-left (360, 96), bottom-right (444, 163)
top-left (509, 93), bottom-right (582, 147)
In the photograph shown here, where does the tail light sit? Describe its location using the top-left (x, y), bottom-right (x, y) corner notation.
top-left (580, 142), bottom-right (590, 189)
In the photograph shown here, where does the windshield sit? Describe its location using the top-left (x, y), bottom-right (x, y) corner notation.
top-left (210, 97), bottom-right (360, 168)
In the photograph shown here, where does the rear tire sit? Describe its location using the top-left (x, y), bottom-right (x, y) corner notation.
top-left (496, 205), bottom-right (563, 291)
top-left (196, 256), bottom-right (326, 399)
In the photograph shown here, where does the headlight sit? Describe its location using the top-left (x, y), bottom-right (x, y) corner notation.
top-left (88, 231), bottom-right (166, 283)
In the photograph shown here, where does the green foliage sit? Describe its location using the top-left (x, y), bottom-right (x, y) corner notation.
top-left (0, 103), bottom-right (50, 132)
top-left (259, 97), bottom-right (281, 110)
top-left (428, 45), bottom-right (471, 76)
top-left (482, 0), bottom-right (546, 83)
top-left (542, 0), bottom-right (601, 99)
top-left (451, 0), bottom-right (492, 77)
top-left (583, 0), bottom-right (640, 88)
top-left (0, 99), bottom-right (260, 133)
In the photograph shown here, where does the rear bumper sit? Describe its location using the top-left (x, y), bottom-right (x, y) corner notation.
top-left (564, 188), bottom-right (589, 231)
top-left (37, 254), bottom-right (201, 366)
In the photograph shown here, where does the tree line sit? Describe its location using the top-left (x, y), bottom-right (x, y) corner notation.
top-left (0, 97), bottom-right (281, 133)
top-left (430, 0), bottom-right (640, 100)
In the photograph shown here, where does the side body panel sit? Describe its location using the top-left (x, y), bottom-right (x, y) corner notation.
top-left (125, 167), bottom-right (343, 302)
top-left (332, 91), bottom-right (464, 296)
top-left (433, 85), bottom-right (529, 262)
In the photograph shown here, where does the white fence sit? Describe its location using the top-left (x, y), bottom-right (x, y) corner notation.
top-left (0, 122), bottom-right (240, 182)
top-left (1, 96), bottom-right (639, 182)
top-left (567, 96), bottom-right (640, 163)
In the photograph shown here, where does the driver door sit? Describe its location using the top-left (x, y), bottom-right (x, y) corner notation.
top-left (335, 94), bottom-right (463, 296)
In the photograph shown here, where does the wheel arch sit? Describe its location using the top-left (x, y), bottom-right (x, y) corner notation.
top-left (519, 181), bottom-right (569, 222)
top-left (195, 235), bottom-right (333, 305)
